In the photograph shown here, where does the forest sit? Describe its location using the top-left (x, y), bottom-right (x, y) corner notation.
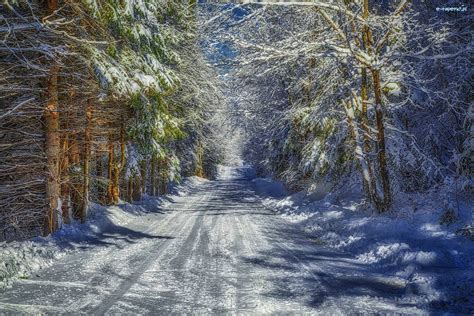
top-left (1, 0), bottom-right (226, 240)
top-left (0, 0), bottom-right (472, 314)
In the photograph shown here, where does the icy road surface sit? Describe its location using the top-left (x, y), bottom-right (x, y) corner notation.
top-left (0, 167), bottom-right (423, 314)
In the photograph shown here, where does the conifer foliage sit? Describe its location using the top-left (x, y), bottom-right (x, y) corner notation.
top-left (0, 0), bottom-right (224, 240)
top-left (206, 0), bottom-right (472, 212)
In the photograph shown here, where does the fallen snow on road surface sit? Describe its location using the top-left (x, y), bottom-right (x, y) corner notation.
top-left (0, 176), bottom-right (207, 290)
top-left (1, 167), bottom-right (472, 314)
top-left (255, 177), bottom-right (474, 313)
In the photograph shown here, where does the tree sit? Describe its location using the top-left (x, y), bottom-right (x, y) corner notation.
top-left (202, 0), bottom-right (472, 211)
top-left (0, 0), bottom-right (226, 240)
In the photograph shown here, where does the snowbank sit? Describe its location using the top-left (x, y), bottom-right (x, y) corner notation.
top-left (257, 181), bottom-right (474, 312)
top-left (252, 177), bottom-right (288, 198)
top-left (0, 176), bottom-right (207, 290)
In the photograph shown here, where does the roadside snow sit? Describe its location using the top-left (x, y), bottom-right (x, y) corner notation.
top-left (254, 177), bottom-right (474, 312)
top-left (252, 177), bottom-right (287, 197)
top-left (0, 176), bottom-right (207, 290)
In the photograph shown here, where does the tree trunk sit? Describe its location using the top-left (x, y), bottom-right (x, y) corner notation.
top-left (127, 176), bottom-right (133, 202)
top-left (195, 142), bottom-right (205, 178)
top-left (47, 0), bottom-right (58, 12)
top-left (160, 158), bottom-right (169, 195)
top-left (132, 173), bottom-right (142, 201)
top-left (44, 63), bottom-right (61, 235)
top-left (140, 159), bottom-right (147, 196)
top-left (96, 150), bottom-right (105, 204)
top-left (151, 156), bottom-right (157, 196)
top-left (371, 69), bottom-right (392, 211)
top-left (107, 135), bottom-right (116, 204)
top-left (69, 135), bottom-right (81, 217)
top-left (42, 0), bottom-right (62, 236)
top-left (107, 131), bottom-right (121, 205)
top-left (110, 165), bottom-right (120, 204)
top-left (81, 99), bottom-right (92, 222)
top-left (119, 121), bottom-right (126, 200)
top-left (120, 121), bottom-right (126, 171)
top-left (360, 0), bottom-right (377, 204)
top-left (343, 99), bottom-right (373, 191)
top-left (60, 117), bottom-right (70, 225)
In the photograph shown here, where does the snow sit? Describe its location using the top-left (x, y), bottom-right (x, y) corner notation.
top-left (0, 176), bottom-right (207, 290)
top-left (252, 177), bottom-right (287, 197)
top-left (257, 178), bottom-right (474, 312)
top-left (1, 167), bottom-right (472, 313)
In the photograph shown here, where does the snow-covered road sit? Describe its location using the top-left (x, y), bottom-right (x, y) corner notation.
top-left (0, 167), bottom-right (425, 314)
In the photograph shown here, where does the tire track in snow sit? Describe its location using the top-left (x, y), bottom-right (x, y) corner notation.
top-left (90, 192), bottom-right (210, 314)
top-left (102, 188), bottom-right (218, 314)
top-left (90, 213), bottom-right (194, 314)
top-left (0, 168), bottom-right (426, 314)
top-left (232, 194), bottom-right (266, 312)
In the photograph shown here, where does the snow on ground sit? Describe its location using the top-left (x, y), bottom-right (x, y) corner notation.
top-left (0, 166), bottom-right (472, 313)
top-left (0, 166), bottom-right (428, 314)
top-left (254, 177), bottom-right (474, 312)
top-left (0, 176), bottom-right (207, 290)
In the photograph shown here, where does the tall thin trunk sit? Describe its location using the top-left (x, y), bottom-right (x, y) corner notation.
top-left (132, 173), bottom-right (141, 201)
top-left (96, 150), bottom-right (105, 204)
top-left (158, 158), bottom-right (167, 195)
top-left (343, 99), bottom-right (373, 189)
top-left (360, 0), bottom-right (377, 203)
top-left (371, 69), bottom-right (391, 211)
top-left (127, 176), bottom-right (133, 202)
top-left (161, 158), bottom-right (169, 195)
top-left (357, 0), bottom-right (391, 211)
top-left (110, 165), bottom-right (120, 204)
top-left (140, 159), bottom-right (147, 196)
top-left (107, 137), bottom-right (121, 205)
top-left (107, 135), bottom-right (116, 204)
top-left (81, 99), bottom-right (92, 222)
top-left (195, 142), bottom-right (205, 178)
top-left (60, 114), bottom-right (70, 225)
top-left (70, 136), bottom-right (81, 218)
top-left (44, 63), bottom-right (61, 235)
top-left (151, 156), bottom-right (157, 196)
top-left (120, 121), bottom-right (126, 171)
top-left (119, 121), bottom-right (126, 200)
top-left (109, 117), bottom-right (126, 204)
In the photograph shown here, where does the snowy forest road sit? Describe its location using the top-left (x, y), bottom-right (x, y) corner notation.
top-left (0, 167), bottom-right (423, 314)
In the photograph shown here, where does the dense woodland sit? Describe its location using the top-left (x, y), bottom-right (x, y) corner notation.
top-left (204, 1), bottom-right (472, 211)
top-left (0, 0), bottom-right (472, 241)
top-left (1, 0), bottom-right (226, 241)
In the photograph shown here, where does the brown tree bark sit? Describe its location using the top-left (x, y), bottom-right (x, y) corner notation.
top-left (107, 135), bottom-right (116, 204)
top-left (356, 0), bottom-right (391, 211)
top-left (140, 159), bottom-right (147, 196)
top-left (81, 99), bottom-right (92, 222)
top-left (96, 150), bottom-right (105, 204)
top-left (107, 133), bottom-right (121, 205)
top-left (360, 0), bottom-right (377, 204)
top-left (109, 122), bottom-right (126, 204)
top-left (132, 173), bottom-right (141, 201)
top-left (159, 158), bottom-right (169, 195)
top-left (69, 135), bottom-right (81, 218)
top-left (42, 0), bottom-right (62, 236)
top-left (59, 114), bottom-right (70, 225)
top-left (46, 0), bottom-right (58, 11)
top-left (195, 142), bottom-right (205, 178)
top-left (119, 121), bottom-right (126, 201)
top-left (44, 64), bottom-right (61, 235)
top-left (151, 155), bottom-right (157, 196)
